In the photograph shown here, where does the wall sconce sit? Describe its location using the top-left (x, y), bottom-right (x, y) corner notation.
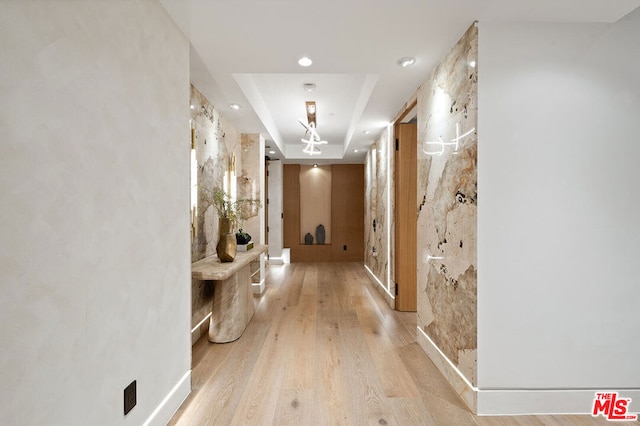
top-left (224, 153), bottom-right (236, 200)
top-left (190, 123), bottom-right (198, 241)
top-left (423, 123), bottom-right (475, 156)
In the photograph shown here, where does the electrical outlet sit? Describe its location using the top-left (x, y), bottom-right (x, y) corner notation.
top-left (124, 380), bottom-right (137, 415)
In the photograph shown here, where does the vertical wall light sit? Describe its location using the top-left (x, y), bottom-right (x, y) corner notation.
top-left (224, 154), bottom-right (237, 201)
top-left (190, 121), bottom-right (198, 241)
top-left (386, 124), bottom-right (393, 298)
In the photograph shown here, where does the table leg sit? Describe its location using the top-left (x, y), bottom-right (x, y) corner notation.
top-left (208, 264), bottom-right (255, 343)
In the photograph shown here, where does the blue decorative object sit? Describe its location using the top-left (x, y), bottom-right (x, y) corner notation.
top-left (316, 224), bottom-right (325, 245)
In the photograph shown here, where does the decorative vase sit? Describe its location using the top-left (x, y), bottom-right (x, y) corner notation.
top-left (304, 233), bottom-right (313, 245)
top-left (216, 217), bottom-right (237, 262)
top-left (235, 229), bottom-right (252, 245)
top-left (316, 224), bottom-right (325, 245)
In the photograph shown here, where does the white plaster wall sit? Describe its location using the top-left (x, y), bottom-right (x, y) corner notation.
top-left (268, 160), bottom-right (284, 261)
top-left (0, 1), bottom-right (191, 424)
top-left (478, 11), bottom-right (640, 391)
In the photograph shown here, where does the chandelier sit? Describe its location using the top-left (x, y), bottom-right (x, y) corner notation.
top-left (299, 101), bottom-right (326, 155)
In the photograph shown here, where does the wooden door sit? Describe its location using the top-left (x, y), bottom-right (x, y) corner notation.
top-left (394, 123), bottom-right (417, 311)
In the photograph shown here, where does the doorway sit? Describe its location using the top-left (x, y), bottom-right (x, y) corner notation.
top-left (394, 103), bottom-right (418, 312)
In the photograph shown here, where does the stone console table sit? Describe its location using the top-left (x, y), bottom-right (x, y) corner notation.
top-left (191, 244), bottom-right (267, 343)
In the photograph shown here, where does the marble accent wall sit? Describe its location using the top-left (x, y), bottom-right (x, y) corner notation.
top-left (416, 23), bottom-right (478, 385)
top-left (239, 133), bottom-right (265, 288)
top-left (190, 85), bottom-right (240, 261)
top-left (364, 146), bottom-right (377, 267)
top-left (190, 85), bottom-right (242, 340)
top-left (364, 129), bottom-right (393, 306)
top-left (239, 133), bottom-right (263, 243)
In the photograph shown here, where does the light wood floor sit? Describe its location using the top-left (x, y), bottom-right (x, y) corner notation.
top-left (169, 263), bottom-right (636, 426)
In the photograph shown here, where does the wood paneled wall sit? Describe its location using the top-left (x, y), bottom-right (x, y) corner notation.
top-left (283, 164), bottom-right (364, 262)
top-left (283, 164), bottom-right (301, 253)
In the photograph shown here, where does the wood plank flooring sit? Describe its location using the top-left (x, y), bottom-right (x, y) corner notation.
top-left (169, 263), bottom-right (636, 425)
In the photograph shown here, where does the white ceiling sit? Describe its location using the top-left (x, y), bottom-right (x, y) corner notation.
top-left (160, 0), bottom-right (640, 164)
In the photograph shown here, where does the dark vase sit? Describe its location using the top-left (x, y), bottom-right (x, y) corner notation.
top-left (316, 224), bottom-right (325, 245)
top-left (304, 233), bottom-right (313, 245)
top-left (236, 229), bottom-right (252, 245)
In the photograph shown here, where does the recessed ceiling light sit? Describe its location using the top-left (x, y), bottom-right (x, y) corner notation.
top-left (313, 163), bottom-right (318, 168)
top-left (397, 57), bottom-right (416, 67)
top-left (190, 104), bottom-right (194, 109)
top-left (354, 149), bottom-right (359, 153)
top-left (269, 150), bottom-right (276, 155)
top-left (469, 60), bottom-right (476, 68)
top-left (298, 57), bottom-right (313, 67)
top-left (229, 103), bottom-right (241, 110)
top-left (303, 83), bottom-right (316, 92)
top-left (363, 130), bottom-right (371, 135)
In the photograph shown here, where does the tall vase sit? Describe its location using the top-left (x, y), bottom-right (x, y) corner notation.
top-left (216, 217), bottom-right (237, 262)
top-left (316, 224), bottom-right (325, 245)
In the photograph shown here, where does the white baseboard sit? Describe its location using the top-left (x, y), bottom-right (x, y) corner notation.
top-left (268, 257), bottom-right (284, 265)
top-left (363, 264), bottom-right (395, 309)
top-left (191, 313), bottom-right (211, 345)
top-left (143, 370), bottom-right (191, 426)
top-left (477, 388), bottom-right (640, 416)
top-left (252, 279), bottom-right (265, 294)
top-left (416, 326), bottom-right (477, 412)
top-left (416, 326), bottom-right (640, 416)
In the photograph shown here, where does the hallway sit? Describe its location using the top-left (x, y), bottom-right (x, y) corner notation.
top-left (169, 263), bottom-right (628, 425)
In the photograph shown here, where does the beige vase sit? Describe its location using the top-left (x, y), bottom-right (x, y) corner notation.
top-left (216, 217), bottom-right (237, 262)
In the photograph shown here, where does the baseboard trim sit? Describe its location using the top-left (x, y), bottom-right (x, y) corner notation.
top-left (416, 326), bottom-right (477, 412)
top-left (191, 313), bottom-right (211, 345)
top-left (268, 256), bottom-right (284, 265)
top-left (416, 326), bottom-right (640, 416)
top-left (363, 264), bottom-right (395, 308)
top-left (477, 388), bottom-right (640, 416)
top-left (252, 279), bottom-right (265, 294)
top-left (143, 370), bottom-right (191, 426)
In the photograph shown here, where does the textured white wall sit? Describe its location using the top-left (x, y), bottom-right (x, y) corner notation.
top-left (0, 1), bottom-right (191, 424)
top-left (268, 160), bottom-right (284, 260)
top-left (478, 10), bottom-right (640, 391)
